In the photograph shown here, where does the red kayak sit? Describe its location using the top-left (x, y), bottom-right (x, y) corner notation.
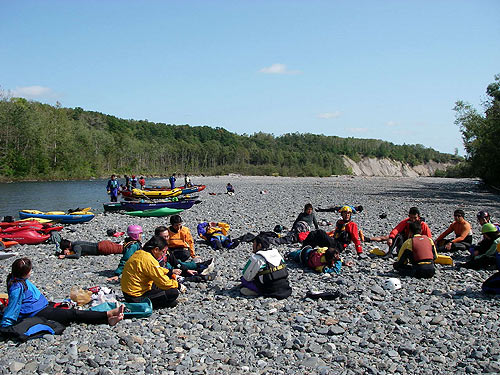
top-left (0, 223), bottom-right (63, 234)
top-left (0, 220), bottom-right (45, 229)
top-left (0, 229), bottom-right (51, 245)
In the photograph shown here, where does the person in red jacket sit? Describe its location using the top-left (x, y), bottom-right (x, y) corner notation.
top-left (331, 206), bottom-right (363, 255)
top-left (387, 207), bottom-right (432, 256)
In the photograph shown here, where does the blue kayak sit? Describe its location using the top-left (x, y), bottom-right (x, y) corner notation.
top-left (19, 210), bottom-right (95, 224)
top-left (121, 200), bottom-right (199, 211)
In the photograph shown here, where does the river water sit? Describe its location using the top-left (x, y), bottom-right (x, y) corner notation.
top-left (0, 177), bottom-right (174, 218)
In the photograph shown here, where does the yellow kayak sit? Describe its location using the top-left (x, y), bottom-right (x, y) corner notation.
top-left (129, 188), bottom-right (182, 199)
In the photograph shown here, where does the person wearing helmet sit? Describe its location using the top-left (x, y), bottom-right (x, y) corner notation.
top-left (477, 210), bottom-right (500, 230)
top-left (167, 215), bottom-right (196, 262)
top-left (292, 204), bottom-right (319, 232)
top-left (393, 221), bottom-right (438, 278)
top-left (107, 225), bottom-right (143, 281)
top-left (459, 223), bottom-right (500, 270)
top-left (121, 235), bottom-right (180, 309)
top-left (435, 209), bottom-right (472, 252)
top-left (387, 207), bottom-right (432, 256)
top-left (331, 206), bottom-right (363, 255)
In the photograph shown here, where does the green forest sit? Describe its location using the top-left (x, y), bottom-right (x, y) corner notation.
top-left (0, 95), bottom-right (458, 180)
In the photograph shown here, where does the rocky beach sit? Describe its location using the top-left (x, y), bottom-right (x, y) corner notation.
top-left (1, 176), bottom-right (500, 375)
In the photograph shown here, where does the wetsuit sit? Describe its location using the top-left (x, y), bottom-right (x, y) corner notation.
top-left (63, 241), bottom-right (123, 259)
top-left (393, 235), bottom-right (437, 278)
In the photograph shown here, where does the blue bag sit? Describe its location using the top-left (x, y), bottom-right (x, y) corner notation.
top-left (90, 299), bottom-right (153, 318)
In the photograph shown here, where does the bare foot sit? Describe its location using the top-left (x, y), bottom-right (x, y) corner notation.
top-left (107, 303), bottom-right (125, 325)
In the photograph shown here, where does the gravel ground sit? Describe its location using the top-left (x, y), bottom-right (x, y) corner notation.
top-left (1, 176), bottom-right (500, 375)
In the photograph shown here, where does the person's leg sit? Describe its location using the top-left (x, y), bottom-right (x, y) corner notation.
top-left (451, 241), bottom-right (470, 252)
top-left (482, 272), bottom-right (500, 294)
top-left (394, 264), bottom-right (416, 277)
top-left (143, 285), bottom-right (179, 309)
top-left (415, 264), bottom-right (435, 279)
top-left (240, 277), bottom-right (260, 293)
top-left (172, 248), bottom-right (191, 262)
top-left (210, 238), bottom-right (222, 250)
top-left (388, 234), bottom-right (405, 255)
top-left (98, 241), bottom-right (124, 255)
top-left (178, 260), bottom-right (198, 270)
top-left (287, 249), bottom-right (302, 263)
top-left (36, 305), bottom-right (108, 325)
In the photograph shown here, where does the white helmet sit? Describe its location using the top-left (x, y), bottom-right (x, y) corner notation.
top-left (383, 278), bottom-right (402, 291)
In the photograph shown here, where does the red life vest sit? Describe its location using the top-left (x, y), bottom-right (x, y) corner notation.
top-left (412, 236), bottom-right (434, 262)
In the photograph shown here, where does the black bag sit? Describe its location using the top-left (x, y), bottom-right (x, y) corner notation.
top-left (0, 317), bottom-right (65, 342)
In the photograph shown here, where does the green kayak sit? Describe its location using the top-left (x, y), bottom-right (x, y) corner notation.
top-left (125, 207), bottom-right (183, 217)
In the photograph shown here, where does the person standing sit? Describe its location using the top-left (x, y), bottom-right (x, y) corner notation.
top-left (138, 176), bottom-right (146, 189)
top-left (106, 175), bottom-right (119, 202)
top-left (130, 175), bottom-right (138, 189)
top-left (169, 174), bottom-right (176, 189)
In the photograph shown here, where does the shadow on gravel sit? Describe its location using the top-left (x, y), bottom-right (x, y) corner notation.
top-left (94, 269), bottom-right (115, 277)
top-left (364, 180), bottom-right (500, 206)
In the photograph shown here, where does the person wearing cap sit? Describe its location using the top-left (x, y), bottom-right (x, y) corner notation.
top-left (240, 236), bottom-right (292, 299)
top-left (107, 225), bottom-right (143, 281)
top-left (435, 209), bottom-right (472, 252)
top-left (393, 221), bottom-right (438, 279)
top-left (330, 206), bottom-right (363, 255)
top-left (387, 207), bottom-right (432, 256)
top-left (167, 215), bottom-right (196, 262)
top-left (459, 223), bottom-right (500, 270)
top-left (292, 203), bottom-right (319, 232)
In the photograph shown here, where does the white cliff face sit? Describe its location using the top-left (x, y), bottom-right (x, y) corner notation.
top-left (342, 156), bottom-right (454, 177)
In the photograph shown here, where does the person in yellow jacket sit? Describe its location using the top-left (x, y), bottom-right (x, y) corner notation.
top-left (167, 215), bottom-right (197, 261)
top-left (197, 221), bottom-right (237, 249)
top-left (121, 235), bottom-right (180, 309)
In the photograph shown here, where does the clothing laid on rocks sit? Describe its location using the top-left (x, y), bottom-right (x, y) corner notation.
top-left (121, 250), bottom-right (179, 309)
top-left (293, 212), bottom-right (319, 231)
top-left (288, 247), bottom-right (342, 274)
top-left (241, 248), bottom-right (291, 299)
top-left (197, 222), bottom-right (235, 249)
top-left (393, 235), bottom-right (437, 278)
top-left (332, 219), bottom-right (363, 254)
top-left (63, 241), bottom-right (123, 259)
top-left (436, 220), bottom-right (472, 251)
top-left (114, 239), bottom-right (142, 276)
top-left (167, 226), bottom-right (195, 260)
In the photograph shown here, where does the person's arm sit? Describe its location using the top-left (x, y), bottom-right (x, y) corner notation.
top-left (0, 285), bottom-right (24, 327)
top-left (218, 222), bottom-right (230, 236)
top-left (312, 215), bottom-right (319, 230)
top-left (429, 238), bottom-right (438, 260)
top-left (348, 222), bottom-right (362, 253)
top-left (422, 222), bottom-right (432, 238)
top-left (436, 224), bottom-right (454, 244)
top-left (323, 260), bottom-right (342, 274)
top-left (242, 255), bottom-right (265, 281)
top-left (64, 244), bottom-right (83, 259)
top-left (451, 222), bottom-right (471, 243)
top-left (389, 220), bottom-right (407, 240)
top-left (292, 213), bottom-right (303, 229)
top-left (114, 243), bottom-right (139, 276)
top-left (184, 229), bottom-right (196, 257)
top-left (146, 261), bottom-right (179, 290)
top-left (475, 240), bottom-right (499, 260)
top-left (394, 239), bottom-right (412, 268)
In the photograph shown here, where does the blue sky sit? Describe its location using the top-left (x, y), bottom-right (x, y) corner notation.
top-left (2, 0), bottom-right (499, 155)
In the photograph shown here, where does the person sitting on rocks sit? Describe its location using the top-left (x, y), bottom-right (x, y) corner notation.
top-left (482, 242), bottom-right (500, 294)
top-left (477, 210), bottom-right (500, 229)
top-left (387, 207), bottom-right (432, 256)
top-left (0, 258), bottom-right (124, 328)
top-left (197, 221), bottom-right (237, 249)
top-left (167, 215), bottom-right (197, 262)
top-left (286, 246), bottom-right (353, 274)
top-left (292, 203), bottom-right (319, 232)
top-left (155, 226), bottom-right (215, 281)
top-left (121, 235), bottom-right (180, 309)
top-left (435, 209), bottom-right (472, 252)
top-left (240, 236), bottom-right (292, 299)
top-left (330, 206), bottom-right (364, 255)
top-left (57, 239), bottom-right (123, 259)
top-left (107, 225), bottom-right (143, 282)
top-left (226, 183), bottom-right (235, 195)
top-left (459, 223), bottom-right (500, 270)
top-left (393, 221), bottom-right (438, 278)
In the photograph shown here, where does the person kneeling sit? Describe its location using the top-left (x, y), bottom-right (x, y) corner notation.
top-left (393, 221), bottom-right (437, 278)
top-left (121, 236), bottom-right (180, 309)
top-left (240, 236), bottom-right (292, 299)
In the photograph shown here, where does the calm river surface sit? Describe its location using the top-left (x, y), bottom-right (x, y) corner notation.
top-left (0, 177), bottom-right (173, 218)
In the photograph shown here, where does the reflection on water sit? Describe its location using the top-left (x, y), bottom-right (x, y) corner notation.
top-left (0, 178), bottom-right (172, 218)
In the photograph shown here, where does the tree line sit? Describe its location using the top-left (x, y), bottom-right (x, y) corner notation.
top-left (449, 74), bottom-right (500, 187)
top-left (0, 96), bottom-right (458, 180)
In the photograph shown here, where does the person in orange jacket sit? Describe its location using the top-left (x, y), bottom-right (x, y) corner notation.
top-left (167, 215), bottom-right (197, 262)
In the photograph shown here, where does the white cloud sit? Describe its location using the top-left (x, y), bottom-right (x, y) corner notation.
top-left (317, 111), bottom-right (341, 119)
top-left (259, 63), bottom-right (301, 74)
top-left (11, 85), bottom-right (55, 99)
top-left (346, 127), bottom-right (368, 133)
top-left (385, 120), bottom-right (398, 127)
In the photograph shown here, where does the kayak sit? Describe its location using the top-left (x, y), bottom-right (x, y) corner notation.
top-left (0, 240), bottom-right (18, 249)
top-left (121, 188), bottom-right (183, 199)
top-left (19, 210), bottom-right (95, 224)
top-left (126, 207), bottom-right (183, 217)
top-left (121, 200), bottom-right (200, 211)
top-left (0, 229), bottom-right (51, 245)
top-left (147, 184), bottom-right (206, 193)
top-left (1, 223), bottom-right (63, 234)
top-left (103, 202), bottom-right (124, 212)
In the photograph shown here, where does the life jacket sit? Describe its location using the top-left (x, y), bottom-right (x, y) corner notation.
top-left (257, 260), bottom-right (288, 285)
top-left (0, 316), bottom-right (65, 342)
top-left (412, 236), bottom-right (435, 263)
top-left (334, 220), bottom-right (350, 245)
top-left (307, 248), bottom-right (328, 269)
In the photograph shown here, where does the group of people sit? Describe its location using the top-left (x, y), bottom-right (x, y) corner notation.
top-left (2, 202), bottom-right (500, 335)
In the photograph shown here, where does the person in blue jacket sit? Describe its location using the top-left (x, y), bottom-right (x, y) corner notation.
top-left (106, 174), bottom-right (120, 202)
top-left (169, 174), bottom-right (177, 189)
top-left (1, 258), bottom-right (124, 328)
